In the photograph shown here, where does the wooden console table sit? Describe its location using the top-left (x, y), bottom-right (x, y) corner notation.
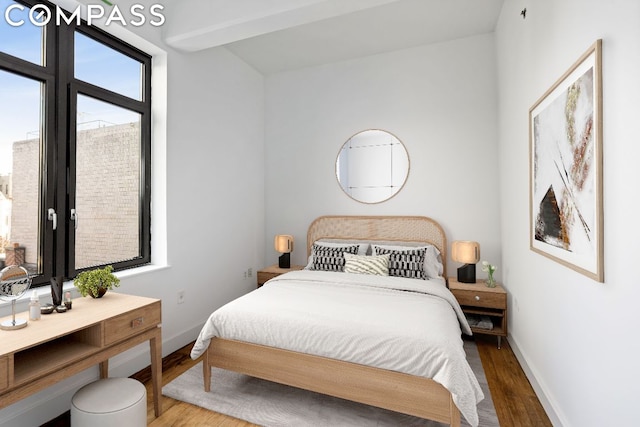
top-left (0, 292), bottom-right (162, 416)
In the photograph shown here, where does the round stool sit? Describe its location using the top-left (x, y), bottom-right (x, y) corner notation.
top-left (71, 377), bottom-right (147, 427)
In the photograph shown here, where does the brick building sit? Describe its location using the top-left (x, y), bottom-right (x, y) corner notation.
top-left (7, 122), bottom-right (140, 270)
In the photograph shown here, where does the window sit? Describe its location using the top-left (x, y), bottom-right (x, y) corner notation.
top-left (0, 0), bottom-right (151, 286)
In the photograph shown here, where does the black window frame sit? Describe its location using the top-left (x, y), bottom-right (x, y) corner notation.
top-left (0, 0), bottom-right (152, 286)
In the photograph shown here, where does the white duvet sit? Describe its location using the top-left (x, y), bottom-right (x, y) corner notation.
top-left (191, 270), bottom-right (484, 426)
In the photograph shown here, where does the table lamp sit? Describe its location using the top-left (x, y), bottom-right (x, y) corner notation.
top-left (274, 235), bottom-right (294, 268)
top-left (451, 240), bottom-right (480, 283)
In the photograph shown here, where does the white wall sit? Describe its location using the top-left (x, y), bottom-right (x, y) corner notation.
top-left (0, 2), bottom-right (265, 425)
top-left (10, 1), bottom-right (638, 425)
top-left (264, 33), bottom-right (501, 275)
top-left (496, 1), bottom-right (640, 425)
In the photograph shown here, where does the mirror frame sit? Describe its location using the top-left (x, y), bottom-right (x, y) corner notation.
top-left (335, 129), bottom-right (410, 204)
top-left (0, 265), bottom-right (31, 330)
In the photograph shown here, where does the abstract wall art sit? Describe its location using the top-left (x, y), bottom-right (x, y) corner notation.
top-left (529, 40), bottom-right (603, 282)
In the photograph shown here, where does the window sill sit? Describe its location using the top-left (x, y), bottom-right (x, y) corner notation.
top-left (0, 263), bottom-right (170, 310)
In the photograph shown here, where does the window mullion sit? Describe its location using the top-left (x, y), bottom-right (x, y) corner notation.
top-left (75, 81), bottom-right (147, 114)
top-left (55, 22), bottom-right (74, 280)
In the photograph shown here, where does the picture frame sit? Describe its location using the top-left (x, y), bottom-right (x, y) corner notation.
top-left (529, 40), bottom-right (603, 282)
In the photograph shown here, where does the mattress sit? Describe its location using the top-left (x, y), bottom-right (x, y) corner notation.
top-left (191, 270), bottom-right (484, 426)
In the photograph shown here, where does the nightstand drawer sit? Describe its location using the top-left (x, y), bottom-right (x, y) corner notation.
top-left (104, 301), bottom-right (161, 345)
top-left (451, 289), bottom-right (506, 309)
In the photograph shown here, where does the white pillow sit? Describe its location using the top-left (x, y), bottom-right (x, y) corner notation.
top-left (303, 255), bottom-right (314, 270)
top-left (372, 244), bottom-right (443, 280)
top-left (344, 253), bottom-right (389, 276)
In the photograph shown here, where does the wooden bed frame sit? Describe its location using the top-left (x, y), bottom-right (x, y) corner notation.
top-left (202, 215), bottom-right (461, 426)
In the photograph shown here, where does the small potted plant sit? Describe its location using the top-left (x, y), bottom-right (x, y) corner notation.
top-left (73, 265), bottom-right (120, 298)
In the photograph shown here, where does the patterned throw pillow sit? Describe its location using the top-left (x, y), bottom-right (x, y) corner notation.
top-left (344, 253), bottom-right (390, 276)
top-left (373, 246), bottom-right (427, 279)
top-left (311, 244), bottom-right (359, 272)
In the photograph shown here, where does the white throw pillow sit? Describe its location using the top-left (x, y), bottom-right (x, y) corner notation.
top-left (343, 253), bottom-right (389, 276)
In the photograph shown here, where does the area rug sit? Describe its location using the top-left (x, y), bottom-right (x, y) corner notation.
top-left (162, 340), bottom-right (498, 427)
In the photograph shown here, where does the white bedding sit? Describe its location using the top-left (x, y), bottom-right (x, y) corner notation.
top-left (191, 270), bottom-right (484, 426)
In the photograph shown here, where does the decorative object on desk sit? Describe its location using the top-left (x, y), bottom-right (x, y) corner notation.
top-left (529, 40), bottom-right (603, 282)
top-left (481, 261), bottom-right (497, 288)
top-left (0, 265), bottom-right (31, 330)
top-left (40, 304), bottom-right (55, 314)
top-left (274, 235), bottom-right (294, 268)
top-left (50, 275), bottom-right (64, 306)
top-left (73, 265), bottom-right (120, 298)
top-left (451, 241), bottom-right (480, 283)
top-left (29, 290), bottom-right (41, 321)
top-left (64, 291), bottom-right (73, 310)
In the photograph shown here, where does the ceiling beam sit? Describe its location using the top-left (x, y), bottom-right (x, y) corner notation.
top-left (163, 0), bottom-right (402, 52)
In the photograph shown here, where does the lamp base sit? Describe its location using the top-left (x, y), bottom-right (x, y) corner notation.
top-left (278, 253), bottom-right (291, 269)
top-left (457, 264), bottom-right (476, 283)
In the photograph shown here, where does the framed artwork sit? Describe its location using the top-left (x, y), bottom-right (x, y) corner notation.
top-left (529, 40), bottom-right (603, 282)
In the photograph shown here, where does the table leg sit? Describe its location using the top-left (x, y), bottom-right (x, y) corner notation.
top-left (150, 327), bottom-right (163, 417)
top-left (497, 336), bottom-right (502, 349)
top-left (99, 360), bottom-right (109, 378)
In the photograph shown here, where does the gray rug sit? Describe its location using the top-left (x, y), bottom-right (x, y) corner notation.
top-left (163, 340), bottom-right (498, 427)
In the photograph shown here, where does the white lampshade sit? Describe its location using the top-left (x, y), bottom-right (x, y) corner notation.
top-left (451, 241), bottom-right (480, 264)
top-left (274, 235), bottom-right (294, 254)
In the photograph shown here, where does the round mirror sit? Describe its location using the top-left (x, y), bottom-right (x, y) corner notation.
top-left (336, 129), bottom-right (410, 203)
top-left (0, 265), bottom-right (31, 330)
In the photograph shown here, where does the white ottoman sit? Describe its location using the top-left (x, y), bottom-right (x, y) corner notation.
top-left (71, 378), bottom-right (147, 427)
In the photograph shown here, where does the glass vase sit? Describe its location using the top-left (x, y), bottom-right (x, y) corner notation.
top-left (485, 275), bottom-right (496, 288)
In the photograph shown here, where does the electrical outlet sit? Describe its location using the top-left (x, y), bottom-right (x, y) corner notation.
top-left (247, 268), bottom-right (252, 277)
top-left (177, 290), bottom-right (185, 304)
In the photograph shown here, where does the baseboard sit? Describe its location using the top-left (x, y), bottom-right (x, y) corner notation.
top-left (507, 333), bottom-right (568, 427)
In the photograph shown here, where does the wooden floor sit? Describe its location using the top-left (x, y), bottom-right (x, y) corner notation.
top-left (44, 335), bottom-right (551, 427)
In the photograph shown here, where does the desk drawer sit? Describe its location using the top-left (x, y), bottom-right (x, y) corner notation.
top-left (451, 289), bottom-right (506, 309)
top-left (104, 301), bottom-right (161, 345)
top-left (0, 356), bottom-right (8, 392)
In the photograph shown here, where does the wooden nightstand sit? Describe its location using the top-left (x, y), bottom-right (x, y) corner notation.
top-left (448, 277), bottom-right (508, 349)
top-left (257, 264), bottom-right (305, 288)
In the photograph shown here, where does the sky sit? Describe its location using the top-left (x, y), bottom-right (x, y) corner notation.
top-left (0, 0), bottom-right (142, 174)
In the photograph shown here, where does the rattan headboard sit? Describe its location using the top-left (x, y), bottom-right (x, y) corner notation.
top-left (307, 215), bottom-right (447, 277)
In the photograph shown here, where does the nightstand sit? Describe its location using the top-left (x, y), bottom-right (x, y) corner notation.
top-left (448, 277), bottom-right (508, 349)
top-left (257, 264), bottom-right (305, 288)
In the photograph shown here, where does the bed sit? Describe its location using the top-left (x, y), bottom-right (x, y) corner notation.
top-left (191, 215), bottom-right (484, 426)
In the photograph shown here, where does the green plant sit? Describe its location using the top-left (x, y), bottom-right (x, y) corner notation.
top-left (73, 265), bottom-right (120, 298)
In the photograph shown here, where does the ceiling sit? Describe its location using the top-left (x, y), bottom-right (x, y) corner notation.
top-left (162, 0), bottom-right (505, 74)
